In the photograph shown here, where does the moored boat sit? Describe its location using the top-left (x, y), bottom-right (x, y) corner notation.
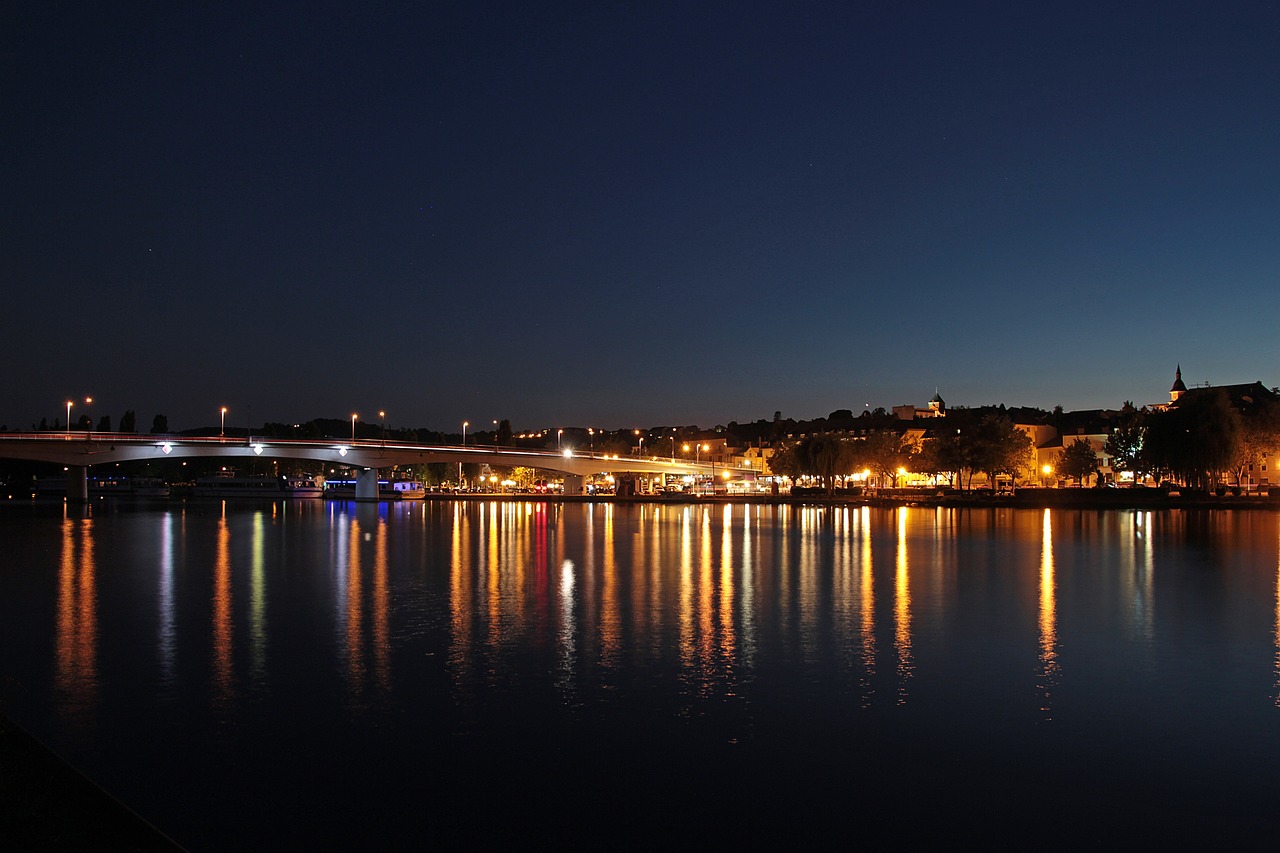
top-left (386, 481), bottom-right (427, 500)
top-left (193, 472), bottom-right (323, 498)
top-left (34, 475), bottom-right (171, 498)
top-left (322, 479), bottom-right (427, 500)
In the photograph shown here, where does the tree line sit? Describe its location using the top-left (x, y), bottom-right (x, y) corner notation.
top-left (1101, 391), bottom-right (1279, 491)
top-left (769, 414), bottom-right (1036, 495)
top-left (767, 391), bottom-right (1280, 494)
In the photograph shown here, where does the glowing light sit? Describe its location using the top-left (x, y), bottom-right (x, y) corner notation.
top-left (563, 449), bottom-right (573, 458)
top-left (161, 443), bottom-right (172, 454)
top-left (339, 447), bottom-right (349, 457)
top-left (252, 444), bottom-right (264, 455)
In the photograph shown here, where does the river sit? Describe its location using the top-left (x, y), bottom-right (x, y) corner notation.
top-left (1, 499), bottom-right (1278, 848)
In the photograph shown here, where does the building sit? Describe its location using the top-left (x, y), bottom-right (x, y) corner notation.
top-left (893, 389), bottom-right (946, 421)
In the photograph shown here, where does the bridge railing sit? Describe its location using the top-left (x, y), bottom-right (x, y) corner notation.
top-left (0, 432), bottom-right (720, 469)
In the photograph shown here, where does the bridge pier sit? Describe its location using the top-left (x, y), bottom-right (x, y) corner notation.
top-left (562, 474), bottom-right (585, 495)
top-left (356, 468), bottom-right (380, 502)
top-left (66, 466), bottom-right (89, 503)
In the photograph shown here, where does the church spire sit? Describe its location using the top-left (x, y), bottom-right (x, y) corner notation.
top-left (1170, 364), bottom-right (1187, 403)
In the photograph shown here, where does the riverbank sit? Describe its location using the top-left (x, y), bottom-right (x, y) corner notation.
top-left (0, 712), bottom-right (184, 851)
top-left (423, 489), bottom-right (1280, 512)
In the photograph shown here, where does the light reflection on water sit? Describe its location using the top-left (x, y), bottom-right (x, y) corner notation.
top-left (6, 500), bottom-right (1280, 848)
top-left (55, 514), bottom-right (96, 730)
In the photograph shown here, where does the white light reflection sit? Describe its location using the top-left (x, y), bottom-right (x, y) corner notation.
top-left (557, 559), bottom-right (577, 702)
top-left (859, 506), bottom-right (876, 709)
top-left (894, 508), bottom-right (913, 705)
top-left (158, 511), bottom-right (175, 686)
top-left (1038, 508), bottom-right (1059, 720)
top-left (740, 506), bottom-right (756, 670)
top-left (250, 511), bottom-right (266, 686)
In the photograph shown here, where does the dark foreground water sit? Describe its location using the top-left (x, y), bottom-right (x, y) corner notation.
top-left (1, 499), bottom-right (1278, 849)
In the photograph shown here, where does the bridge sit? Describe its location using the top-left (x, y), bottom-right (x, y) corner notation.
top-left (0, 432), bottom-right (725, 500)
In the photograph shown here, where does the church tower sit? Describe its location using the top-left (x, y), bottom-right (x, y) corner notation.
top-left (1169, 365), bottom-right (1187, 403)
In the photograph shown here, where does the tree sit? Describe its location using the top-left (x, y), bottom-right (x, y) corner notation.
top-left (860, 430), bottom-right (909, 490)
top-left (1103, 403), bottom-right (1144, 482)
top-left (97, 415), bottom-right (111, 432)
top-left (913, 431), bottom-right (964, 487)
top-left (1142, 390), bottom-right (1240, 490)
top-left (964, 415), bottom-right (1034, 492)
top-left (508, 467), bottom-right (539, 489)
top-left (150, 414), bottom-right (169, 434)
top-left (1058, 438), bottom-right (1101, 487)
top-left (1229, 402), bottom-right (1280, 491)
top-left (767, 440), bottom-right (802, 483)
top-left (806, 433), bottom-right (854, 495)
top-left (497, 419), bottom-right (513, 446)
top-left (598, 433), bottom-right (632, 457)
top-left (119, 410), bottom-right (137, 433)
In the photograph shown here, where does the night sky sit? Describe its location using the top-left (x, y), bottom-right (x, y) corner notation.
top-left (6, 2), bottom-right (1279, 433)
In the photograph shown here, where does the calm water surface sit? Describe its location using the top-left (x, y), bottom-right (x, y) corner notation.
top-left (2, 500), bottom-right (1278, 848)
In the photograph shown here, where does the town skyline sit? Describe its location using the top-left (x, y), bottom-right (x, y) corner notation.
top-left (15, 362), bottom-right (1275, 439)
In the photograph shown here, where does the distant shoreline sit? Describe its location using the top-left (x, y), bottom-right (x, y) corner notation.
top-left (422, 490), bottom-right (1280, 511)
top-left (9, 491), bottom-right (1278, 512)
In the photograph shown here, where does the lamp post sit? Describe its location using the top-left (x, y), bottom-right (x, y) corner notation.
top-left (351, 413), bottom-right (358, 441)
top-left (220, 406), bottom-right (227, 437)
top-left (379, 410), bottom-right (386, 443)
top-left (589, 428), bottom-right (595, 456)
top-left (557, 428), bottom-right (563, 450)
top-left (66, 400), bottom-right (73, 434)
top-left (635, 429), bottom-right (643, 457)
top-left (85, 397), bottom-right (93, 438)
top-left (459, 421), bottom-right (469, 490)
top-left (493, 419), bottom-right (499, 448)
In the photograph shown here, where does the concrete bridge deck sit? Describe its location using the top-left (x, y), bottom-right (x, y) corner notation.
top-left (0, 432), bottom-right (732, 500)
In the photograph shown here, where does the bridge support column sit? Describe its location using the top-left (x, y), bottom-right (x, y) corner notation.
top-left (562, 474), bottom-right (584, 495)
top-left (66, 466), bottom-right (89, 503)
top-left (356, 468), bottom-right (380, 502)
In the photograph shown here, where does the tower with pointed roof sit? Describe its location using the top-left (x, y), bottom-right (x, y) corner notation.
top-left (1169, 365), bottom-right (1187, 404)
top-left (928, 389), bottom-right (946, 415)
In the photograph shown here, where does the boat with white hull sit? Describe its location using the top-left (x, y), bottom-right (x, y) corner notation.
top-left (193, 473), bottom-right (324, 498)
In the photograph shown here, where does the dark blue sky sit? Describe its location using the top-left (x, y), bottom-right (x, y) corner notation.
top-left (6, 2), bottom-right (1278, 433)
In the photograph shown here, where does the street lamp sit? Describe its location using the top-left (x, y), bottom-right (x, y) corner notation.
top-left (557, 428), bottom-right (563, 450)
top-left (85, 397), bottom-right (93, 437)
top-left (589, 428), bottom-right (595, 456)
top-left (635, 429), bottom-right (643, 456)
top-left (351, 413), bottom-right (358, 441)
top-left (65, 400), bottom-right (72, 433)
top-left (221, 406), bottom-right (227, 437)
top-left (462, 420), bottom-right (469, 446)
top-left (380, 410), bottom-right (386, 442)
top-left (493, 419), bottom-right (499, 448)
